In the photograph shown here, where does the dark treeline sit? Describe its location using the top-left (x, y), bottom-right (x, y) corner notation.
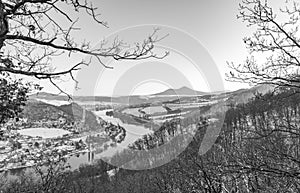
top-left (2, 89), bottom-right (300, 192)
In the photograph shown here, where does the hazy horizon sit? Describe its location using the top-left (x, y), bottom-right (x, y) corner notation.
top-left (32, 84), bottom-right (246, 97)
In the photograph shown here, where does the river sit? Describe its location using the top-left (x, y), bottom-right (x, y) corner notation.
top-left (67, 109), bottom-right (152, 169)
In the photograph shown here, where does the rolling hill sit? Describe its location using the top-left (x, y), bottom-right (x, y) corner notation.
top-left (226, 84), bottom-right (275, 104)
top-left (22, 99), bottom-right (102, 131)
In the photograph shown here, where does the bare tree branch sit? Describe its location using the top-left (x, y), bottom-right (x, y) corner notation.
top-left (0, 0), bottom-right (169, 97)
top-left (228, 0), bottom-right (300, 89)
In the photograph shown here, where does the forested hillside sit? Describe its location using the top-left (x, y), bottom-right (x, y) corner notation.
top-left (21, 100), bottom-right (102, 132)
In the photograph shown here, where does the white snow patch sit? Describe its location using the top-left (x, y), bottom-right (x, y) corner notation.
top-left (17, 128), bottom-right (71, 139)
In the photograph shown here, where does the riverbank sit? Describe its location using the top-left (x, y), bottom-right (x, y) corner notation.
top-left (0, 109), bottom-right (152, 174)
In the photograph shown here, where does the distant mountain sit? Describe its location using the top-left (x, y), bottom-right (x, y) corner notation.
top-left (153, 86), bottom-right (207, 96)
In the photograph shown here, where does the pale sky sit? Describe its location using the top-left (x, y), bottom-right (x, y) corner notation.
top-left (39, 0), bottom-right (255, 96)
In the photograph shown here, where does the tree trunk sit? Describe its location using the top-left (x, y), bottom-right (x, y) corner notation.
top-left (0, 0), bottom-right (8, 50)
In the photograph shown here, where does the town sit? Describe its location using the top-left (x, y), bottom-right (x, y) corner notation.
top-left (0, 109), bottom-right (126, 172)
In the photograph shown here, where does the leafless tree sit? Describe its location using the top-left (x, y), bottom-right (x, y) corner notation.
top-left (0, 0), bottom-right (168, 97)
top-left (227, 0), bottom-right (300, 89)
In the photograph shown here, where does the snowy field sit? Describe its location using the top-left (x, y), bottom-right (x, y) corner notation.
top-left (18, 128), bottom-right (71, 139)
top-left (143, 106), bottom-right (167, 114)
top-left (122, 108), bottom-right (141, 117)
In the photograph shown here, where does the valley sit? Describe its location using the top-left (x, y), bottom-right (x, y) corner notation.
top-left (0, 85), bottom-right (271, 173)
